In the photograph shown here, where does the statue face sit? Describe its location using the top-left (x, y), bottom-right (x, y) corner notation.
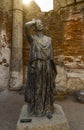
top-left (35, 20), bottom-right (43, 31)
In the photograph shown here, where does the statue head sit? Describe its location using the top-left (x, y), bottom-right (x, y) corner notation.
top-left (32, 19), bottom-right (43, 31)
top-left (35, 19), bottom-right (43, 31)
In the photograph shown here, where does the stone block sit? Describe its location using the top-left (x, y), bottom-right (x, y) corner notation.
top-left (66, 69), bottom-right (84, 90)
top-left (67, 0), bottom-right (74, 5)
top-left (16, 104), bottom-right (69, 130)
top-left (76, 0), bottom-right (84, 2)
top-left (60, 0), bottom-right (67, 7)
top-left (67, 77), bottom-right (84, 90)
top-left (55, 65), bottom-right (67, 87)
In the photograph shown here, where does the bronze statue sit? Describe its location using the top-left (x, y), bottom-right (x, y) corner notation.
top-left (24, 19), bottom-right (57, 117)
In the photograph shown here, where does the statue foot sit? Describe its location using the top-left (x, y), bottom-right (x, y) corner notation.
top-left (46, 112), bottom-right (53, 119)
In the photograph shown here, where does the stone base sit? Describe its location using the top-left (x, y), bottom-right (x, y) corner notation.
top-left (16, 104), bottom-right (69, 130)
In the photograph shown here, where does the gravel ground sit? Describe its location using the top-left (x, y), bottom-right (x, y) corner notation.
top-left (0, 89), bottom-right (84, 130)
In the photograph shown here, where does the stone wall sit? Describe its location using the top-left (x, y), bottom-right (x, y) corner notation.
top-left (23, 0), bottom-right (84, 91)
top-left (54, 0), bottom-right (84, 9)
top-left (61, 2), bottom-right (84, 91)
top-left (54, 0), bottom-right (84, 91)
top-left (0, 0), bottom-right (84, 91)
top-left (0, 0), bottom-right (12, 90)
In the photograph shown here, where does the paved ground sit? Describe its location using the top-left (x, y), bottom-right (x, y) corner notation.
top-left (0, 89), bottom-right (84, 130)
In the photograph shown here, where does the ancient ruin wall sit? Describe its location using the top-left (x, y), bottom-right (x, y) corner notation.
top-left (61, 1), bottom-right (84, 90)
top-left (54, 0), bottom-right (84, 91)
top-left (0, 0), bottom-right (12, 89)
top-left (23, 0), bottom-right (84, 91)
top-left (0, 0), bottom-right (84, 91)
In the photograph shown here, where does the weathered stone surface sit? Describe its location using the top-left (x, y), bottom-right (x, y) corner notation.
top-left (0, 0), bottom-right (12, 89)
top-left (67, 71), bottom-right (84, 90)
top-left (61, 2), bottom-right (84, 91)
top-left (60, 0), bottom-right (67, 7)
top-left (23, 1), bottom-right (84, 92)
top-left (54, 0), bottom-right (67, 8)
top-left (64, 56), bottom-right (84, 69)
top-left (53, 0), bottom-right (61, 11)
top-left (23, 1), bottom-right (41, 21)
top-left (55, 65), bottom-right (67, 87)
top-left (0, 0), bottom-right (84, 92)
top-left (54, 0), bottom-right (84, 9)
top-left (76, 0), bottom-right (84, 2)
top-left (16, 104), bottom-right (69, 130)
top-left (10, 0), bottom-right (23, 89)
top-left (9, 71), bottom-right (23, 90)
top-left (67, 0), bottom-right (74, 5)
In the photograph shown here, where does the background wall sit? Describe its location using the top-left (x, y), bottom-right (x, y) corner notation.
top-left (61, 1), bottom-right (84, 91)
top-left (0, 0), bottom-right (12, 90)
top-left (23, 0), bottom-right (84, 91)
top-left (0, 0), bottom-right (84, 92)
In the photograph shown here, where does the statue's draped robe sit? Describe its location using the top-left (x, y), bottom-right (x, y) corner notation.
top-left (25, 35), bottom-right (57, 116)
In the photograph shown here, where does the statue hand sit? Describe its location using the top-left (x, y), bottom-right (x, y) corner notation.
top-left (32, 19), bottom-right (36, 24)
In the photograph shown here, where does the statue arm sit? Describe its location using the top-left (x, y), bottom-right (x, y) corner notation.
top-left (24, 20), bottom-right (36, 43)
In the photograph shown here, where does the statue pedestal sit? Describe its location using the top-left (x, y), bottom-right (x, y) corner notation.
top-left (16, 104), bottom-right (69, 130)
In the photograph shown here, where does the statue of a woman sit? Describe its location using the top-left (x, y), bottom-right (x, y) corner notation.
top-left (24, 19), bottom-right (57, 117)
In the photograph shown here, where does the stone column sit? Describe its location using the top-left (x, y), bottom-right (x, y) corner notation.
top-left (9, 0), bottom-right (23, 90)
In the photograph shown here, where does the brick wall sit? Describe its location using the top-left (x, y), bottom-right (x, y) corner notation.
top-left (61, 2), bottom-right (84, 90)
